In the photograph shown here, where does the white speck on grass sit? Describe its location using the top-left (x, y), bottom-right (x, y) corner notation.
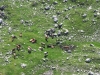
top-left (87, 6), bottom-right (92, 10)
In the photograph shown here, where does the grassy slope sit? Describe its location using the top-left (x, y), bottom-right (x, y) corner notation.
top-left (0, 0), bottom-right (100, 75)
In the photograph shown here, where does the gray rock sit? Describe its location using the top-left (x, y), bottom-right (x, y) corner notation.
top-left (42, 58), bottom-right (48, 62)
top-left (64, 29), bottom-right (69, 35)
top-left (53, 1), bottom-right (58, 5)
top-left (0, 26), bottom-right (2, 28)
top-left (38, 47), bottom-right (44, 51)
top-left (93, 9), bottom-right (98, 13)
top-left (43, 70), bottom-right (53, 75)
top-left (21, 72), bottom-right (25, 75)
top-left (96, 0), bottom-right (99, 2)
top-left (63, 0), bottom-right (68, 2)
top-left (45, 5), bottom-right (50, 10)
top-left (88, 71), bottom-right (94, 75)
top-left (51, 67), bottom-right (56, 70)
top-left (54, 17), bottom-right (58, 23)
top-left (76, 69), bottom-right (80, 72)
top-left (20, 20), bottom-right (24, 24)
top-left (0, 18), bottom-right (3, 24)
top-left (52, 15), bottom-right (57, 19)
top-left (4, 57), bottom-right (9, 62)
top-left (94, 13), bottom-right (97, 17)
top-left (41, 0), bottom-right (45, 4)
top-left (78, 30), bottom-right (85, 33)
top-left (8, 27), bottom-right (12, 33)
top-left (82, 13), bottom-right (87, 18)
top-left (54, 24), bottom-right (58, 28)
top-left (0, 5), bottom-right (5, 11)
top-left (67, 50), bottom-right (72, 53)
top-left (90, 44), bottom-right (94, 47)
top-left (21, 63), bottom-right (27, 68)
top-left (85, 58), bottom-right (91, 63)
top-left (31, 1), bottom-right (38, 7)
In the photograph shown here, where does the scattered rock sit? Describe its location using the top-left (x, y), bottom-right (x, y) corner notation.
top-left (31, 1), bottom-right (38, 7)
top-left (82, 13), bottom-right (87, 18)
top-left (0, 5), bottom-right (5, 11)
top-left (45, 5), bottom-right (50, 10)
top-left (63, 0), bottom-right (68, 2)
top-left (0, 18), bottom-right (3, 24)
top-left (43, 70), bottom-right (53, 75)
top-left (90, 44), bottom-right (94, 47)
top-left (54, 24), bottom-right (58, 28)
top-left (78, 30), bottom-right (85, 33)
top-left (38, 47), bottom-right (44, 51)
top-left (85, 58), bottom-right (91, 63)
top-left (65, 15), bottom-right (69, 19)
top-left (21, 72), bottom-right (25, 75)
top-left (76, 69), bottom-right (80, 72)
top-left (51, 66), bottom-right (56, 70)
top-left (53, 1), bottom-right (58, 5)
top-left (4, 56), bottom-right (9, 62)
top-left (66, 57), bottom-right (69, 60)
top-left (67, 50), bottom-right (72, 53)
top-left (88, 71), bottom-right (94, 75)
top-left (21, 63), bottom-right (27, 68)
top-left (0, 26), bottom-right (3, 28)
top-left (94, 13), bottom-right (97, 17)
top-left (53, 17), bottom-right (58, 23)
top-left (42, 58), bottom-right (48, 62)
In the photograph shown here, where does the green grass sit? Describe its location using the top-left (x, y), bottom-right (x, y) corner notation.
top-left (0, 0), bottom-right (100, 75)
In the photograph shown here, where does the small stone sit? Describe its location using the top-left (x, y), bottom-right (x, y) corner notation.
top-left (67, 50), bottom-right (72, 53)
top-left (21, 63), bottom-right (27, 68)
top-left (63, 0), bottom-right (68, 2)
top-left (66, 57), bottom-right (69, 60)
top-left (45, 5), bottom-right (50, 10)
top-left (21, 72), bottom-right (25, 75)
top-left (0, 26), bottom-right (2, 28)
top-left (51, 67), bottom-right (56, 70)
top-left (78, 30), bottom-right (85, 33)
top-left (85, 58), bottom-right (91, 63)
top-left (54, 17), bottom-right (58, 23)
top-left (90, 44), bottom-right (94, 47)
top-left (54, 24), bottom-right (58, 28)
top-left (0, 18), bottom-right (3, 24)
top-left (82, 14), bottom-right (87, 18)
top-left (88, 71), bottom-right (94, 75)
top-left (53, 1), bottom-right (58, 5)
top-left (76, 69), bottom-right (80, 72)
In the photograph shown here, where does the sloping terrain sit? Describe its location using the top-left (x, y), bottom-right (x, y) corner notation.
top-left (0, 0), bottom-right (100, 75)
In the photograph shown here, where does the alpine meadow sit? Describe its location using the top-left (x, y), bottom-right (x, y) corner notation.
top-left (0, 0), bottom-right (100, 75)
